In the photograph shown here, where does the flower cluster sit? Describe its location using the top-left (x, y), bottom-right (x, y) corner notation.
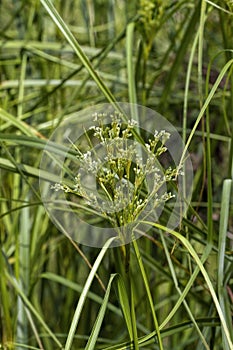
top-left (137, 0), bottom-right (167, 48)
top-left (51, 111), bottom-right (182, 242)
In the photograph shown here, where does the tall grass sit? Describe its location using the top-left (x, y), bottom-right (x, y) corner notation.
top-left (0, 1), bottom-right (233, 349)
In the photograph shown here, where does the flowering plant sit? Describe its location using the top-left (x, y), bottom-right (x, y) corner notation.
top-left (51, 111), bottom-right (182, 244)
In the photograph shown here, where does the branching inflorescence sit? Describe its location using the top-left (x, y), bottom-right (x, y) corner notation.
top-left (52, 111), bottom-right (183, 243)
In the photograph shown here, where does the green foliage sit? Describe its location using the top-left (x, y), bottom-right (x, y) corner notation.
top-left (0, 0), bottom-right (233, 349)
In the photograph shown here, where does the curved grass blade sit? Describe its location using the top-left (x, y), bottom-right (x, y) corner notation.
top-left (5, 272), bottom-right (63, 349)
top-left (41, 272), bottom-right (121, 317)
top-left (101, 317), bottom-right (220, 350)
top-left (126, 22), bottom-right (138, 109)
top-left (179, 58), bottom-right (233, 170)
top-left (116, 274), bottom-right (133, 341)
top-left (84, 274), bottom-right (117, 350)
top-left (0, 134), bottom-right (78, 160)
top-left (159, 1), bottom-right (201, 111)
top-left (0, 156), bottom-right (60, 183)
top-left (160, 231), bottom-right (210, 350)
top-left (40, 0), bottom-right (117, 108)
top-left (0, 108), bottom-right (43, 137)
top-left (64, 237), bottom-right (116, 350)
top-left (129, 278), bottom-right (139, 350)
top-left (142, 221), bottom-right (233, 350)
top-left (132, 240), bottom-right (163, 349)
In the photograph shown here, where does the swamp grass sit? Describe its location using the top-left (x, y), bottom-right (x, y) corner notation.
top-left (0, 0), bottom-right (233, 349)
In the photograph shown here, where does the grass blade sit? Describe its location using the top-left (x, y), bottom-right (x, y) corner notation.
top-left (5, 272), bottom-right (63, 349)
top-left (129, 278), bottom-right (139, 350)
top-left (179, 58), bottom-right (233, 169)
top-left (40, 0), bottom-right (117, 107)
top-left (159, 231), bottom-right (210, 350)
top-left (132, 240), bottom-right (164, 350)
top-left (84, 274), bottom-right (117, 350)
top-left (116, 274), bottom-right (133, 341)
top-left (218, 179), bottom-right (233, 350)
top-left (143, 221), bottom-right (233, 350)
top-left (64, 237), bottom-right (116, 350)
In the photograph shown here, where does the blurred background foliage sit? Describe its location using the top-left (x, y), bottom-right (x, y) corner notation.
top-left (0, 0), bottom-right (233, 349)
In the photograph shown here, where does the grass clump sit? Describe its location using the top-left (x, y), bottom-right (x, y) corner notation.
top-left (0, 1), bottom-right (233, 350)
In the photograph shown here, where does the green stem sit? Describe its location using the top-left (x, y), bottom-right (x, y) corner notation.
top-left (132, 239), bottom-right (164, 350)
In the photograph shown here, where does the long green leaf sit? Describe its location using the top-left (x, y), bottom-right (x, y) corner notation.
top-left (218, 179), bottom-right (233, 350)
top-left (64, 237), bottom-right (116, 350)
top-left (116, 274), bottom-right (133, 342)
top-left (101, 318), bottom-right (220, 350)
top-left (0, 157), bottom-right (60, 182)
top-left (159, 1), bottom-right (201, 111)
top-left (159, 231), bottom-right (210, 350)
top-left (5, 272), bottom-right (63, 349)
top-left (132, 240), bottom-right (163, 350)
top-left (84, 274), bottom-right (117, 350)
top-left (142, 221), bottom-right (233, 350)
top-left (40, 0), bottom-right (117, 108)
top-left (179, 58), bottom-right (233, 169)
top-left (130, 278), bottom-right (139, 350)
top-left (0, 108), bottom-right (35, 136)
top-left (41, 272), bottom-right (121, 317)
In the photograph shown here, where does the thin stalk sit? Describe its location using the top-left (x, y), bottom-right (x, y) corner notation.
top-left (219, 9), bottom-right (233, 178)
top-left (218, 179), bottom-right (233, 350)
top-left (198, 0), bottom-right (207, 107)
top-left (160, 231), bottom-right (210, 350)
top-left (132, 239), bottom-right (164, 350)
top-left (159, 243), bottom-right (212, 331)
top-left (16, 47), bottom-right (30, 349)
top-left (16, 194), bottom-right (30, 348)
top-left (205, 55), bottom-right (214, 245)
top-left (129, 276), bottom-right (139, 350)
top-left (142, 221), bottom-right (233, 350)
top-left (182, 27), bottom-right (200, 276)
top-left (183, 28), bottom-right (199, 143)
top-left (17, 52), bottom-right (27, 118)
top-left (179, 58), bottom-right (233, 170)
top-left (0, 251), bottom-right (13, 343)
top-left (126, 21), bottom-right (140, 131)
